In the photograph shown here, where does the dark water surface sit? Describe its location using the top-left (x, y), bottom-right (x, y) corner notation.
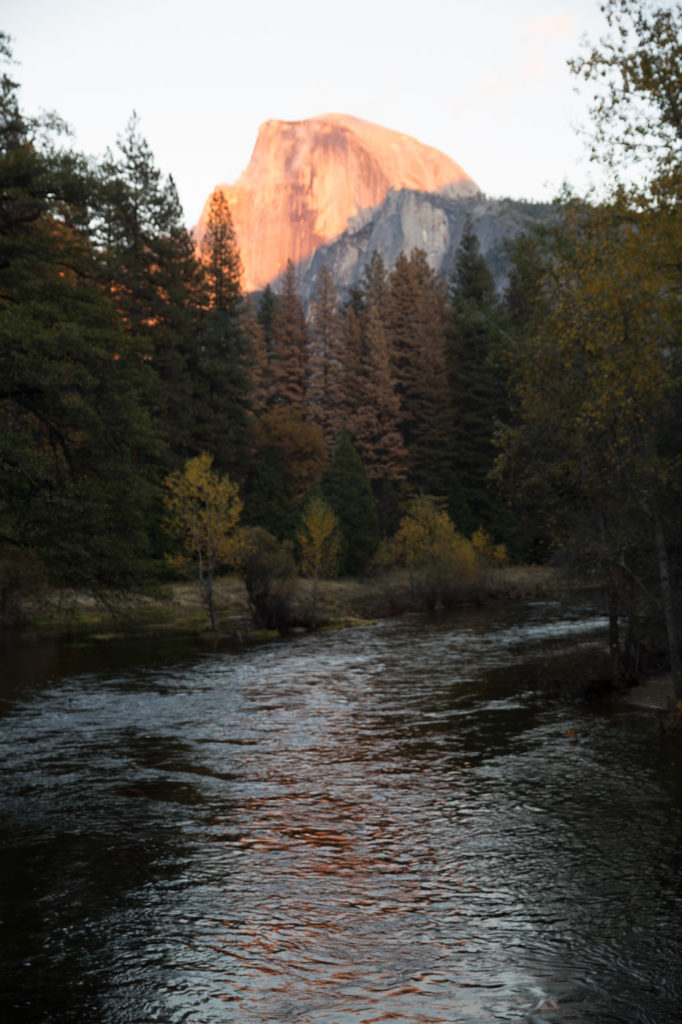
top-left (2, 602), bottom-right (682, 1023)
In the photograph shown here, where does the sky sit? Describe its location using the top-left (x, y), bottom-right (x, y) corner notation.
top-left (4, 0), bottom-right (612, 227)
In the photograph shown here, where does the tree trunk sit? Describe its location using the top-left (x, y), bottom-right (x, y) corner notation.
top-left (608, 589), bottom-right (621, 680)
top-left (205, 570), bottom-right (218, 633)
top-left (198, 549), bottom-right (218, 632)
top-left (311, 566), bottom-right (319, 629)
top-left (653, 507), bottom-right (682, 702)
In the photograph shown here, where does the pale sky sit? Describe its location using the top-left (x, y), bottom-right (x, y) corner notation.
top-left (4, 0), bottom-right (611, 227)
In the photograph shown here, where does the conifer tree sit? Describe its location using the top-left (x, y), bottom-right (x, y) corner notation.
top-left (337, 304), bottom-right (365, 430)
top-left (201, 188), bottom-right (242, 312)
top-left (271, 260), bottom-right (309, 408)
top-left (0, 46), bottom-right (159, 599)
top-left (308, 264), bottom-right (343, 452)
top-left (447, 219), bottom-right (508, 536)
top-left (360, 250), bottom-right (389, 313)
top-left (386, 249), bottom-right (451, 493)
top-left (346, 304), bottom-right (407, 484)
top-left (321, 432), bottom-right (380, 575)
top-left (196, 188), bottom-right (254, 479)
top-left (252, 284), bottom-right (279, 411)
top-left (94, 114), bottom-right (204, 464)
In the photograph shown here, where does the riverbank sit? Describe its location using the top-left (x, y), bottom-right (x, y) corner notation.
top-left (7, 565), bottom-right (681, 722)
top-left (20, 564), bottom-right (562, 643)
top-left (619, 674), bottom-right (676, 710)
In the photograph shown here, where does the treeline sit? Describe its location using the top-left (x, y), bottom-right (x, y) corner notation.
top-left (0, 30), bottom-right (525, 625)
top-left (3, 0), bottom-right (682, 698)
top-left (498, 0), bottom-right (682, 696)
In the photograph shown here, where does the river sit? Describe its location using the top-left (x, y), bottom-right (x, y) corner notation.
top-left (1, 600), bottom-right (681, 1023)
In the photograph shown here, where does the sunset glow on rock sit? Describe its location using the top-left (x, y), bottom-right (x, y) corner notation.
top-left (195, 114), bottom-right (479, 292)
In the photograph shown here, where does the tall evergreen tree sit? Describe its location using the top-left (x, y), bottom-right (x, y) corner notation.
top-left (308, 263), bottom-right (343, 452)
top-left (447, 219), bottom-right (509, 537)
top-left (271, 260), bottom-right (309, 408)
top-left (346, 304), bottom-right (407, 484)
top-left (201, 188), bottom-right (242, 312)
top-left (94, 114), bottom-right (204, 464)
top-left (252, 284), bottom-right (279, 411)
top-left (360, 250), bottom-right (389, 313)
top-left (321, 432), bottom-right (380, 574)
top-left (0, 46), bottom-right (159, 602)
top-left (196, 187), bottom-right (254, 480)
top-left (386, 249), bottom-right (451, 493)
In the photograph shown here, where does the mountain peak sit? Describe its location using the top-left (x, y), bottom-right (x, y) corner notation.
top-left (196, 114), bottom-right (479, 292)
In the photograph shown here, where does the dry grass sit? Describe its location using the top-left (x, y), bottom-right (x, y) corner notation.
top-left (22, 564), bottom-right (564, 641)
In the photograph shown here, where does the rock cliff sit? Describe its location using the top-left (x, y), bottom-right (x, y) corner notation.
top-left (195, 114), bottom-right (480, 292)
top-left (294, 190), bottom-right (555, 304)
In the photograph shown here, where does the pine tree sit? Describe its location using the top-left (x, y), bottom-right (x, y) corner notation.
top-left (271, 260), bottom-right (309, 408)
top-left (386, 249), bottom-right (451, 493)
top-left (346, 304), bottom-right (408, 483)
top-left (200, 188), bottom-right (242, 312)
top-left (252, 284), bottom-right (279, 411)
top-left (321, 432), bottom-right (380, 574)
top-left (308, 264), bottom-right (343, 452)
top-left (196, 188), bottom-right (254, 480)
top-left (447, 219), bottom-right (509, 537)
top-left (0, 47), bottom-right (159, 599)
top-left (94, 114), bottom-right (204, 465)
top-left (360, 250), bottom-right (389, 312)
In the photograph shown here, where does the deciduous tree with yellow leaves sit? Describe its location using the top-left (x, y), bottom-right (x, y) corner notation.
top-left (164, 453), bottom-right (242, 631)
top-left (297, 494), bottom-right (340, 626)
top-left (386, 498), bottom-right (478, 609)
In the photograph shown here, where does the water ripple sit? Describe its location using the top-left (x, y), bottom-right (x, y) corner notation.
top-left (1, 603), bottom-right (681, 1023)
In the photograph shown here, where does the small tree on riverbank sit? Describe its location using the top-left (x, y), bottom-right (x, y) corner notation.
top-left (164, 453), bottom-right (242, 631)
top-left (297, 495), bottom-right (340, 626)
top-left (386, 498), bottom-right (478, 609)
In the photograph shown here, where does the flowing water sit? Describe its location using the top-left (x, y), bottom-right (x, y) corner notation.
top-left (1, 601), bottom-right (682, 1024)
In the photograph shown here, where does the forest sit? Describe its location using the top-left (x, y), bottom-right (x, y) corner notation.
top-left (1, 1), bottom-right (681, 697)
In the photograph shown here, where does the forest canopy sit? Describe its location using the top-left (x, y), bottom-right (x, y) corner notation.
top-left (2, 2), bottom-right (682, 696)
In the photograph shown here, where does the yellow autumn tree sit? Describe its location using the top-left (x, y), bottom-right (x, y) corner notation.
top-left (387, 497), bottom-right (478, 609)
top-left (472, 526), bottom-right (508, 568)
top-left (297, 494), bottom-right (340, 626)
top-left (164, 453), bottom-right (242, 631)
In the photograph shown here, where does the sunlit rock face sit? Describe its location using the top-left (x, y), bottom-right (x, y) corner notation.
top-left (195, 114), bottom-right (480, 292)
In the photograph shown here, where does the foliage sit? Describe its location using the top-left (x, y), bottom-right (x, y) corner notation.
top-left (297, 494), bottom-right (340, 580)
top-left (239, 526), bottom-right (296, 631)
top-left (0, 43), bottom-right (160, 600)
top-left (241, 445), bottom-right (296, 541)
top-left (321, 431), bottom-right (379, 575)
top-left (471, 526), bottom-right (508, 568)
top-left (447, 218), bottom-right (510, 540)
top-left (386, 497), bottom-right (478, 609)
top-left (255, 405), bottom-right (326, 500)
top-left (308, 264), bottom-right (343, 452)
top-left (297, 493), bottom-right (340, 626)
top-left (195, 187), bottom-right (254, 478)
top-left (569, 0), bottom-right (682, 200)
top-left (271, 260), bottom-right (309, 407)
top-left (163, 453), bottom-right (242, 630)
top-left (497, 196), bottom-right (682, 690)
